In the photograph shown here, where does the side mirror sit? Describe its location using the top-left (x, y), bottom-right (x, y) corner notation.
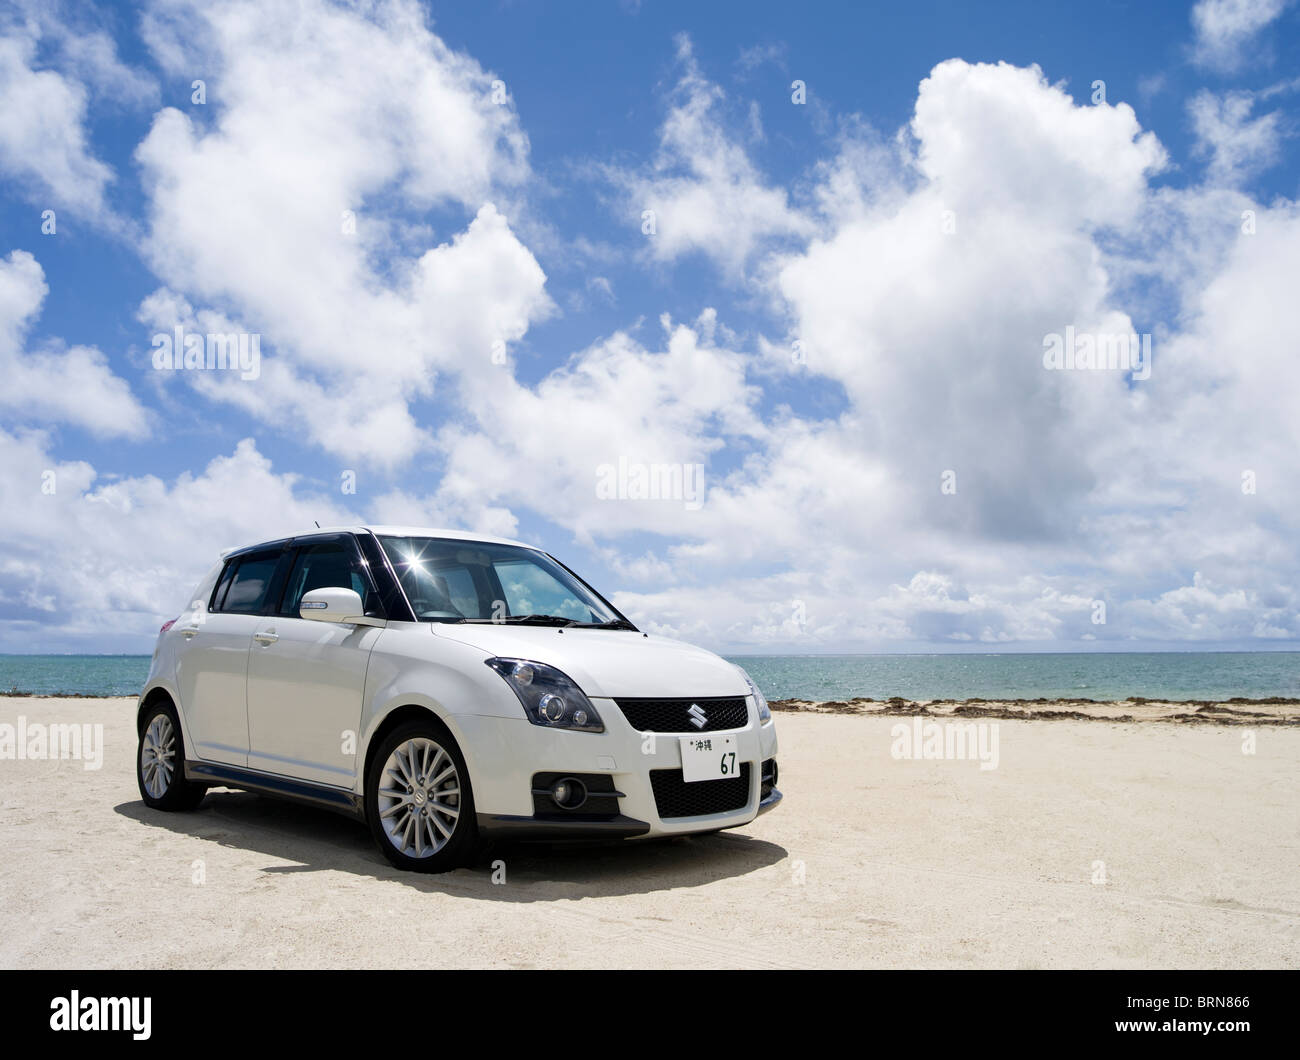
top-left (299, 587), bottom-right (384, 627)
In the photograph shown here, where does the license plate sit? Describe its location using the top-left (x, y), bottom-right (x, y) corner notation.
top-left (679, 734), bottom-right (740, 783)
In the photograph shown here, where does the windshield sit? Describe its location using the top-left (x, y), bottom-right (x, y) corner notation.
top-left (378, 536), bottom-right (623, 625)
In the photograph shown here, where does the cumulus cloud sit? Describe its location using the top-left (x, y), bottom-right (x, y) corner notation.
top-left (133, 0), bottom-right (548, 467)
top-left (575, 57), bottom-right (1300, 649)
top-left (608, 35), bottom-right (812, 275)
top-left (1190, 0), bottom-right (1292, 72)
top-left (0, 2), bottom-right (153, 223)
top-left (0, 251), bottom-right (147, 438)
top-left (11, 0), bottom-right (158, 106)
top-left (0, 431), bottom-right (359, 650)
top-left (771, 62), bottom-right (1166, 545)
top-left (432, 309), bottom-right (764, 544)
top-left (1190, 88), bottom-right (1285, 183)
top-left (0, 32), bottom-right (114, 219)
top-left (913, 61), bottom-right (1166, 226)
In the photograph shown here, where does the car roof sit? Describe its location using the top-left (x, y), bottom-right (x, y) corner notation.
top-left (221, 525), bottom-right (538, 559)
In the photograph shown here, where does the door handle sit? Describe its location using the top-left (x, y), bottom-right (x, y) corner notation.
top-left (253, 630), bottom-right (279, 645)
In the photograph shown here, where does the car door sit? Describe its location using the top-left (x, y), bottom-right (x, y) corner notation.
top-left (245, 534), bottom-right (383, 787)
top-left (175, 548), bottom-right (287, 767)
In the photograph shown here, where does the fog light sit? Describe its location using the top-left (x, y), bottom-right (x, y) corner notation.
top-left (550, 777), bottom-right (587, 809)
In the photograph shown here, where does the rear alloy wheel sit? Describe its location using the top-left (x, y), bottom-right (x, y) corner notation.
top-left (137, 701), bottom-right (206, 811)
top-left (366, 722), bottom-right (476, 873)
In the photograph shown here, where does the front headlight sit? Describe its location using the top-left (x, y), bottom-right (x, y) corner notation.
top-left (736, 665), bottom-right (772, 724)
top-left (486, 657), bottom-right (604, 733)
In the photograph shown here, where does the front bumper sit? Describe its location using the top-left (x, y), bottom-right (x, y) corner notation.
top-left (475, 813), bottom-right (652, 840)
top-left (454, 695), bottom-right (780, 840)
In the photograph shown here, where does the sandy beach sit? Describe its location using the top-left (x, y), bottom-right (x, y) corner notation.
top-left (1, 695), bottom-right (1296, 968)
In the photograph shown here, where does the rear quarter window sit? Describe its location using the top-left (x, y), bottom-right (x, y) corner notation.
top-left (210, 560), bottom-right (238, 611)
top-left (218, 553), bottom-right (282, 614)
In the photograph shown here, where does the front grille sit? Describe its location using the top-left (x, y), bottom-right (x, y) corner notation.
top-left (615, 696), bottom-right (749, 733)
top-left (650, 763), bottom-right (751, 819)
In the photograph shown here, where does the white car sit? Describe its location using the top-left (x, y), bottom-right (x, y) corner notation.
top-left (137, 526), bottom-right (781, 872)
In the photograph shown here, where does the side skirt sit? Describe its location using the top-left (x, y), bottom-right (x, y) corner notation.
top-left (185, 760), bottom-right (365, 821)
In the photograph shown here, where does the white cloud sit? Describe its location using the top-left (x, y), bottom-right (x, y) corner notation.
top-left (911, 60), bottom-right (1165, 226)
top-left (0, 432), bottom-right (361, 649)
top-left (571, 58), bottom-right (1300, 650)
top-left (609, 35), bottom-right (812, 275)
top-left (1190, 0), bottom-right (1292, 72)
top-left (133, 0), bottom-right (548, 468)
top-left (0, 250), bottom-right (147, 438)
top-left (1123, 572), bottom-right (1298, 640)
top-left (0, 3), bottom-right (153, 222)
top-left (11, 0), bottom-right (158, 106)
top-left (0, 32), bottom-right (114, 219)
top-left (767, 63), bottom-right (1166, 553)
top-left (432, 310), bottom-right (763, 544)
top-left (1190, 89), bottom-right (1284, 183)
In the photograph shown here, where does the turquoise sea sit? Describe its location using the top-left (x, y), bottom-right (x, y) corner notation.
top-left (0, 655), bottom-right (155, 697)
top-left (3, 651), bottom-right (1300, 701)
top-left (731, 652), bottom-right (1300, 702)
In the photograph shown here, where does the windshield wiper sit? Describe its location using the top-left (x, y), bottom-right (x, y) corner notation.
top-left (461, 614), bottom-right (579, 626)
top-left (574, 618), bottom-right (638, 631)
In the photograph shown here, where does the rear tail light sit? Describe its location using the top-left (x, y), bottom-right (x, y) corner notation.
top-left (159, 619), bottom-right (177, 634)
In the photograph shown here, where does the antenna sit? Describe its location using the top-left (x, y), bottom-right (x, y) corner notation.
top-left (314, 520), bottom-right (320, 528)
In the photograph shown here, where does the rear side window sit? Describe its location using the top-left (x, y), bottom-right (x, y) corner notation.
top-left (210, 560), bottom-right (238, 611)
top-left (220, 553), bottom-right (282, 614)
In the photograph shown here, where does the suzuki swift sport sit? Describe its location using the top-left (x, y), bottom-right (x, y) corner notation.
top-left (136, 527), bottom-right (781, 872)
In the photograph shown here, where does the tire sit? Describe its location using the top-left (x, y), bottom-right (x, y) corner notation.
top-left (137, 699), bottom-right (206, 811)
top-left (366, 719), bottom-right (477, 873)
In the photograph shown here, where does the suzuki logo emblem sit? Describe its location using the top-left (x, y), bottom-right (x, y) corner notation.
top-left (687, 703), bottom-right (707, 729)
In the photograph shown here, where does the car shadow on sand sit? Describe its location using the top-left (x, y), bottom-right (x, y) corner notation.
top-left (114, 790), bottom-right (787, 900)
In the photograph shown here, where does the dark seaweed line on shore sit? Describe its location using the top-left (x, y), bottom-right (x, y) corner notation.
top-left (771, 697), bottom-right (1300, 725)
top-left (2, 691), bottom-right (136, 698)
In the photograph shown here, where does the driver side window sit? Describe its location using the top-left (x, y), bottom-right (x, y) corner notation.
top-left (279, 540), bottom-right (375, 617)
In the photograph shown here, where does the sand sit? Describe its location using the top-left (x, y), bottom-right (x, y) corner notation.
top-left (0, 695), bottom-right (1296, 968)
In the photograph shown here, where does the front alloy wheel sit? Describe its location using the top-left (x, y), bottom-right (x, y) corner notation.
top-left (366, 721), bottom-right (476, 872)
top-left (379, 737), bottom-right (461, 858)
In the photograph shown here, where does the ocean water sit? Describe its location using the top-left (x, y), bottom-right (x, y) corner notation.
top-left (2, 651), bottom-right (1299, 702)
top-left (0, 655), bottom-right (152, 697)
top-left (728, 652), bottom-right (1300, 702)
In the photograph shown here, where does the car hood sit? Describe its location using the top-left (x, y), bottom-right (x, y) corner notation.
top-left (429, 624), bottom-right (747, 700)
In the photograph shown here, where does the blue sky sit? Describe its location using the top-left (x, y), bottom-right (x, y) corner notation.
top-left (1, 0), bottom-right (1299, 654)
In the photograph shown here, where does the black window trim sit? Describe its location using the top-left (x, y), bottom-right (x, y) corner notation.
top-left (355, 531), bottom-right (416, 623)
